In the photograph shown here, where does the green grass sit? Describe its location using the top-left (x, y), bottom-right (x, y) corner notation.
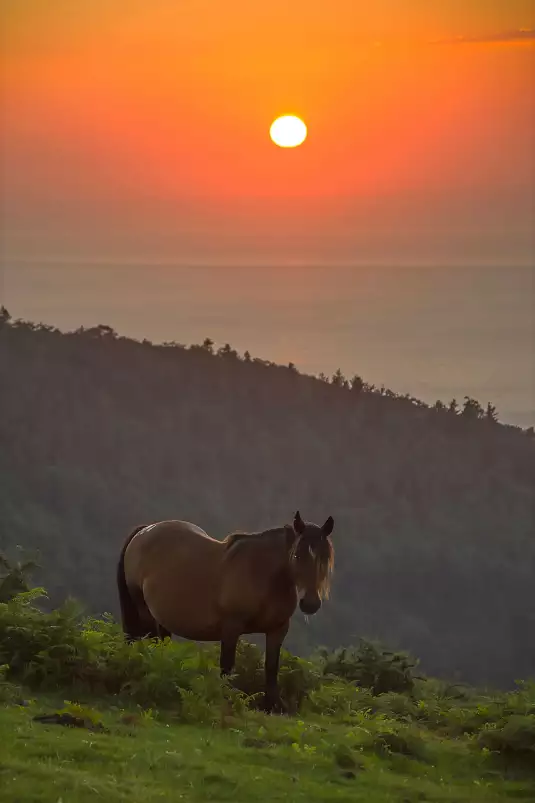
top-left (0, 589), bottom-right (534, 801)
top-left (1, 691), bottom-right (534, 803)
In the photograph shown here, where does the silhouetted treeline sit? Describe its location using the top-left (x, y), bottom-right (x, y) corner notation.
top-left (0, 306), bottom-right (534, 687)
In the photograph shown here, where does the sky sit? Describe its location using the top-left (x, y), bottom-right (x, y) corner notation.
top-left (1, 0), bottom-right (534, 267)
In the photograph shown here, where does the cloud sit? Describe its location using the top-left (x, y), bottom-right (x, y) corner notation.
top-left (433, 29), bottom-right (535, 45)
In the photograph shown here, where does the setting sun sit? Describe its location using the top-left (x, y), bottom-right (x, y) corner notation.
top-left (269, 115), bottom-right (308, 148)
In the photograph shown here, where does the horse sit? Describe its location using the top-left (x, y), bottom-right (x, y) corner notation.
top-left (116, 510), bottom-right (335, 712)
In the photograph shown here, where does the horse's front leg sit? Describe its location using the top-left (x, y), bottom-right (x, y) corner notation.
top-left (264, 623), bottom-right (289, 714)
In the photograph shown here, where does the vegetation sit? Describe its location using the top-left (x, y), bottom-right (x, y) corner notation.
top-left (0, 586), bottom-right (534, 802)
top-left (0, 547), bottom-right (39, 603)
top-left (0, 309), bottom-right (534, 688)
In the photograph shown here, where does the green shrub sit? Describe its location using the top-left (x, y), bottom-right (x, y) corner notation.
top-left (218, 640), bottom-right (321, 713)
top-left (0, 549), bottom-right (40, 603)
top-left (2, 585), bottom-right (534, 740)
top-left (316, 639), bottom-right (419, 695)
top-left (372, 691), bottom-right (419, 721)
top-left (276, 651), bottom-right (322, 712)
top-left (477, 714), bottom-right (535, 764)
top-left (305, 678), bottom-right (375, 721)
top-left (373, 726), bottom-right (429, 761)
top-left (0, 663), bottom-right (21, 704)
top-left (0, 589), bottom-right (232, 720)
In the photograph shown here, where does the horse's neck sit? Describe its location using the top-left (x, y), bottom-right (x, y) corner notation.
top-left (249, 527), bottom-right (295, 574)
top-left (225, 526), bottom-right (296, 576)
top-left (272, 527), bottom-right (297, 576)
top-left (273, 526), bottom-right (296, 557)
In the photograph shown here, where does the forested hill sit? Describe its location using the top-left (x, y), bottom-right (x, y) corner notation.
top-left (0, 307), bottom-right (534, 687)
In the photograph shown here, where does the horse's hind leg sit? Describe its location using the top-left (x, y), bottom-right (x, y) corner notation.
top-left (220, 619), bottom-right (242, 677)
top-left (157, 624), bottom-right (171, 641)
top-left (138, 601), bottom-right (169, 641)
top-left (125, 586), bottom-right (164, 641)
top-left (118, 583), bottom-right (147, 643)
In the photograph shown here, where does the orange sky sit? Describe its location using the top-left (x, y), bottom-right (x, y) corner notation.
top-left (2, 1), bottom-right (534, 264)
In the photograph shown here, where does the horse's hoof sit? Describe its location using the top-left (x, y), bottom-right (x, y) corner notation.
top-left (264, 696), bottom-right (287, 715)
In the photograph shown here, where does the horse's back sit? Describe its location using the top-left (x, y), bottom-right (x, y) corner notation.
top-left (128, 519), bottom-right (216, 548)
top-left (124, 519), bottom-right (220, 576)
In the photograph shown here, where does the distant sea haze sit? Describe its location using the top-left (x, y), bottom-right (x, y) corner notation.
top-left (3, 261), bottom-right (534, 428)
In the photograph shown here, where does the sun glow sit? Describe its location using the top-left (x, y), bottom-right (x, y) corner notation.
top-left (270, 115), bottom-right (307, 148)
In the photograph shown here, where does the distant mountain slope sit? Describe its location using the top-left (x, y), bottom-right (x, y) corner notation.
top-left (1, 308), bottom-right (534, 686)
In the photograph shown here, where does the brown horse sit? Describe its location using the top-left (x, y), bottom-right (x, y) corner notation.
top-left (116, 510), bottom-right (334, 712)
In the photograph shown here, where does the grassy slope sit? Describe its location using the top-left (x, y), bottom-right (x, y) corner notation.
top-left (1, 693), bottom-right (533, 803)
top-left (0, 594), bottom-right (533, 801)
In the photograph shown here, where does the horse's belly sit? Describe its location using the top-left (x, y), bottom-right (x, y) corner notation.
top-left (144, 575), bottom-right (222, 641)
top-left (169, 623), bottom-right (222, 641)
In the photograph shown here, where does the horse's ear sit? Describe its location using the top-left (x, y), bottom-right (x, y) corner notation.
top-left (294, 510), bottom-right (305, 534)
top-left (322, 516), bottom-right (334, 536)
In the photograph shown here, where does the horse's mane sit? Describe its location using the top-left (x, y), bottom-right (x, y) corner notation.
top-left (223, 525), bottom-right (292, 549)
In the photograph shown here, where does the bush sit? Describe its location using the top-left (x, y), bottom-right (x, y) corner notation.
top-left (0, 664), bottom-right (23, 705)
top-left (205, 639), bottom-right (321, 713)
top-left (2, 586), bottom-right (534, 744)
top-left (316, 639), bottom-right (419, 695)
top-left (0, 549), bottom-right (40, 603)
top-left (372, 691), bottom-right (419, 720)
top-left (373, 725), bottom-right (430, 761)
top-left (0, 589), bottom-right (230, 720)
top-left (478, 714), bottom-right (535, 764)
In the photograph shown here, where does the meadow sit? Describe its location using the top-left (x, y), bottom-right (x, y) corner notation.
top-left (1, 586), bottom-right (534, 802)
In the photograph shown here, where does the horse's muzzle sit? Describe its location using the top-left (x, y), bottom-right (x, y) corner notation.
top-left (299, 598), bottom-right (321, 615)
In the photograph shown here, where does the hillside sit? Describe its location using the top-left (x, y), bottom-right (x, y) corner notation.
top-left (0, 308), bottom-right (534, 686)
top-left (0, 589), bottom-right (534, 802)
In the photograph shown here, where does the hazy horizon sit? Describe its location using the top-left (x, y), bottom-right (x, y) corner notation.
top-left (2, 260), bottom-right (533, 430)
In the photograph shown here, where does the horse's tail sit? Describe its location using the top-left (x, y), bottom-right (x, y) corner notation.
top-left (117, 525), bottom-right (147, 642)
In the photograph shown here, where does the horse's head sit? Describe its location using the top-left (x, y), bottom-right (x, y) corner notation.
top-left (290, 510), bottom-right (335, 615)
